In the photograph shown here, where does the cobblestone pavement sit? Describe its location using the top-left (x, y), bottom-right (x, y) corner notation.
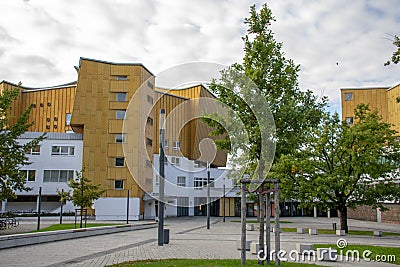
top-left (0, 217), bottom-right (399, 267)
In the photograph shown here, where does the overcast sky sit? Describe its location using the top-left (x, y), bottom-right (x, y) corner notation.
top-left (0, 0), bottom-right (399, 113)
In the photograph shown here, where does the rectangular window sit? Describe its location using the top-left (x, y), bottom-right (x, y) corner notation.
top-left (116, 92), bottom-right (127, 102)
top-left (177, 176), bottom-right (186, 187)
top-left (116, 110), bottom-right (126, 120)
top-left (164, 139), bottom-right (169, 148)
top-left (146, 138), bottom-right (153, 146)
top-left (147, 117), bottom-right (153, 126)
top-left (43, 170), bottom-right (74, 183)
top-left (171, 157), bottom-right (180, 166)
top-left (194, 161), bottom-right (205, 168)
top-left (172, 141), bottom-right (180, 150)
top-left (147, 95), bottom-right (153, 104)
top-left (147, 81), bottom-right (154, 89)
top-left (51, 146), bottom-right (74, 156)
top-left (20, 170), bottom-right (36, 182)
top-left (194, 177), bottom-right (214, 189)
top-left (114, 180), bottom-right (124, 189)
top-left (115, 134), bottom-right (125, 143)
top-left (116, 75), bottom-right (128, 81)
top-left (26, 145), bottom-right (41, 155)
top-left (155, 175), bottom-right (160, 185)
top-left (145, 160), bottom-right (152, 167)
top-left (66, 113), bottom-right (72, 126)
top-left (345, 117), bottom-right (354, 125)
top-left (115, 157), bottom-right (125, 167)
top-left (344, 92), bottom-right (353, 101)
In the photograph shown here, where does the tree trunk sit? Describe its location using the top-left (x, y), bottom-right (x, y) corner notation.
top-left (338, 206), bottom-right (348, 233)
top-left (80, 206), bottom-right (83, 228)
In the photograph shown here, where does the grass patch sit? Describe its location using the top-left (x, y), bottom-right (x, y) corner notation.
top-left (230, 220), bottom-right (292, 224)
top-left (110, 259), bottom-right (324, 267)
top-left (32, 223), bottom-right (122, 232)
top-left (279, 228), bottom-right (400, 236)
top-left (313, 244), bottom-right (400, 265)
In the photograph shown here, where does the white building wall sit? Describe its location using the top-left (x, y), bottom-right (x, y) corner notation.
top-left (148, 154), bottom-right (235, 218)
top-left (5, 132), bottom-right (83, 213)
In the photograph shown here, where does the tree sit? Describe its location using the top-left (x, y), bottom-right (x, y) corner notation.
top-left (0, 84), bottom-right (45, 201)
top-left (203, 4), bottom-right (327, 264)
top-left (276, 104), bottom-right (400, 232)
top-left (66, 167), bottom-right (105, 228)
top-left (385, 35), bottom-right (400, 66)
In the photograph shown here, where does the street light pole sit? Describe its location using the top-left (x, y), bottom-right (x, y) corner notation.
top-left (37, 187), bottom-right (42, 231)
top-left (207, 161), bottom-right (210, 229)
top-left (223, 178), bottom-right (226, 222)
top-left (158, 109), bottom-right (166, 246)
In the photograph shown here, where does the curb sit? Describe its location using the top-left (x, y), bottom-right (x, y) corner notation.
top-left (0, 222), bottom-right (157, 249)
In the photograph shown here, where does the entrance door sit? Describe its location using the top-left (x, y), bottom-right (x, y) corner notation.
top-left (177, 197), bottom-right (189, 217)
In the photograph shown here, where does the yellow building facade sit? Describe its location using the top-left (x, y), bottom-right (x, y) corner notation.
top-left (1, 57), bottom-right (228, 215)
top-left (341, 83), bottom-right (400, 133)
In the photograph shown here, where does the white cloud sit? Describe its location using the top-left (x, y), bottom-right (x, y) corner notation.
top-left (0, 0), bottom-right (399, 113)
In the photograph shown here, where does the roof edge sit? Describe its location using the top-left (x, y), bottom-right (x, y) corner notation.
top-left (1, 80), bottom-right (77, 91)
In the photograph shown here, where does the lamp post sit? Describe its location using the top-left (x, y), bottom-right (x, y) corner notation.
top-left (223, 177), bottom-right (226, 222)
top-left (207, 161), bottom-right (210, 229)
top-left (37, 187), bottom-right (42, 231)
top-left (158, 109), bottom-right (166, 246)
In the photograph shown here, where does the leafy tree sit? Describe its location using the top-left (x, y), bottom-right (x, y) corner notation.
top-left (65, 167), bottom-right (105, 228)
top-left (276, 104), bottom-right (400, 232)
top-left (0, 84), bottom-right (45, 201)
top-left (385, 35), bottom-right (400, 66)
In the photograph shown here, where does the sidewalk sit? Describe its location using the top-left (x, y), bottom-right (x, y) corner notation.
top-left (0, 217), bottom-right (398, 267)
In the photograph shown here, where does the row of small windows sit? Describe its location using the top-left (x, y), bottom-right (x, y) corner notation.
top-left (20, 169), bottom-right (74, 183)
top-left (26, 145), bottom-right (75, 156)
top-left (155, 176), bottom-right (214, 188)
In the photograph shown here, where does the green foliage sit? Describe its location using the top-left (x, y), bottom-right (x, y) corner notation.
top-left (32, 223), bottom-right (121, 232)
top-left (276, 104), bottom-right (400, 230)
top-left (204, 4), bottom-right (327, 179)
top-left (0, 85), bottom-right (45, 201)
top-left (385, 35), bottom-right (400, 66)
top-left (65, 167), bottom-right (105, 210)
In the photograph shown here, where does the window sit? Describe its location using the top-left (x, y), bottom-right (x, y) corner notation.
top-left (26, 145), bottom-right (41, 155)
top-left (145, 160), bottom-right (152, 167)
top-left (115, 157), bottom-right (124, 167)
top-left (171, 157), bottom-right (180, 166)
top-left (20, 170), bottom-right (36, 182)
top-left (164, 139), bottom-right (169, 148)
top-left (194, 161), bottom-right (205, 168)
top-left (114, 180), bottom-right (124, 189)
top-left (116, 110), bottom-right (126, 120)
top-left (146, 138), bottom-right (153, 146)
top-left (43, 170), bottom-right (74, 182)
top-left (172, 141), bottom-right (180, 150)
top-left (345, 117), bottom-right (354, 125)
top-left (115, 134), bottom-right (125, 143)
top-left (344, 92), bottom-right (353, 101)
top-left (147, 95), bottom-right (153, 104)
top-left (116, 92), bottom-right (127, 102)
top-left (194, 177), bottom-right (214, 189)
top-left (51, 146), bottom-right (75, 156)
top-left (116, 75), bottom-right (128, 81)
top-left (155, 175), bottom-right (160, 185)
top-left (147, 117), bottom-right (153, 126)
top-left (147, 81), bottom-right (154, 89)
top-left (177, 176), bottom-right (186, 187)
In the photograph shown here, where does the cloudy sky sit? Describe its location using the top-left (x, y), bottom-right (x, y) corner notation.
top-left (0, 0), bottom-right (399, 113)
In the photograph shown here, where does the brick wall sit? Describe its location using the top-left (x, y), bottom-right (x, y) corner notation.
top-left (381, 204), bottom-right (400, 224)
top-left (347, 205), bottom-right (377, 221)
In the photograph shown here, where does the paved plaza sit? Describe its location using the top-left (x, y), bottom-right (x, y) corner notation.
top-left (0, 216), bottom-right (399, 267)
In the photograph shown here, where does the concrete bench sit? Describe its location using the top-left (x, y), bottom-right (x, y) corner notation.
top-left (297, 228), bottom-right (306, 234)
top-left (246, 224), bottom-right (254, 231)
top-left (309, 228), bottom-right (318, 235)
top-left (317, 248), bottom-right (337, 261)
top-left (236, 240), bottom-right (252, 251)
top-left (296, 243), bottom-right (314, 254)
top-left (336, 230), bottom-right (345, 236)
top-left (373, 230), bottom-right (382, 237)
